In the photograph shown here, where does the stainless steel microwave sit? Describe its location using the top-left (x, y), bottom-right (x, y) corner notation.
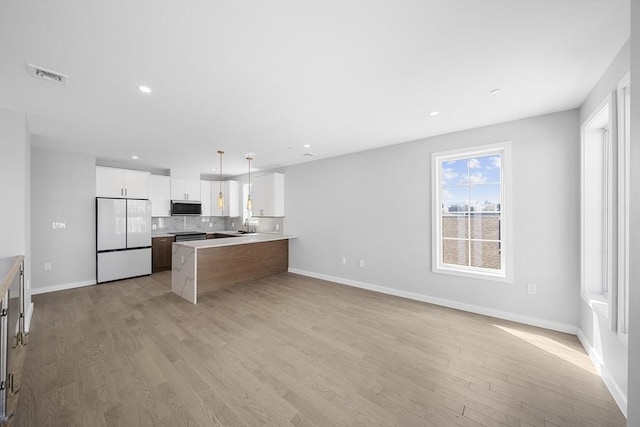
top-left (171, 201), bottom-right (202, 216)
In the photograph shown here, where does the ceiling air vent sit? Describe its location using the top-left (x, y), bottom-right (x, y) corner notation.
top-left (27, 63), bottom-right (69, 86)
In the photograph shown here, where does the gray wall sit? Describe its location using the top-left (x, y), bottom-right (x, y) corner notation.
top-left (0, 108), bottom-right (27, 258)
top-left (577, 38), bottom-right (630, 414)
top-left (31, 146), bottom-right (96, 292)
top-left (627, 1), bottom-right (640, 424)
top-left (285, 109), bottom-right (580, 331)
top-left (579, 40), bottom-right (629, 125)
top-left (0, 107), bottom-right (31, 313)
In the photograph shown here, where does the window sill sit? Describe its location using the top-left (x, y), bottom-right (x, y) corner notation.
top-left (581, 291), bottom-right (609, 320)
top-left (433, 265), bottom-right (511, 283)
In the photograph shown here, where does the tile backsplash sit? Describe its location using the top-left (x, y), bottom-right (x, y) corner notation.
top-left (224, 217), bottom-right (284, 234)
top-left (152, 216), bottom-right (229, 233)
top-left (152, 216), bottom-right (285, 234)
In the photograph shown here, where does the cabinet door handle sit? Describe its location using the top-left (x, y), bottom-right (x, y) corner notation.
top-left (120, 188), bottom-right (123, 196)
top-left (125, 188), bottom-right (128, 197)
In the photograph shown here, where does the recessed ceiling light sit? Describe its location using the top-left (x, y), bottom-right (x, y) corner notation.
top-left (131, 156), bottom-right (139, 159)
top-left (211, 168), bottom-right (217, 171)
top-left (490, 88), bottom-right (502, 94)
top-left (138, 85), bottom-right (151, 94)
top-left (429, 111), bottom-right (439, 116)
top-left (303, 144), bottom-right (311, 148)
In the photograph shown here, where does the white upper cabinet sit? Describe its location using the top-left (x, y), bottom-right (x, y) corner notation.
top-left (225, 180), bottom-right (241, 217)
top-left (210, 180), bottom-right (241, 217)
top-left (150, 175), bottom-right (171, 217)
top-left (96, 167), bottom-right (150, 199)
top-left (251, 173), bottom-right (284, 217)
top-left (171, 178), bottom-right (200, 201)
top-left (200, 180), bottom-right (212, 217)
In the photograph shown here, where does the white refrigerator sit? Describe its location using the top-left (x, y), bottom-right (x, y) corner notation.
top-left (96, 197), bottom-right (152, 283)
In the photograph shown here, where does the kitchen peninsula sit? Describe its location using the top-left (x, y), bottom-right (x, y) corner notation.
top-left (171, 232), bottom-right (296, 303)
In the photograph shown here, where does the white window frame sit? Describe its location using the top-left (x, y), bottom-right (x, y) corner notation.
top-left (617, 72), bottom-right (630, 344)
top-left (580, 93), bottom-right (614, 322)
top-left (432, 142), bottom-right (513, 282)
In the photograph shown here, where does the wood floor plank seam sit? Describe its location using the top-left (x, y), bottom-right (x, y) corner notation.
top-left (13, 271), bottom-right (625, 427)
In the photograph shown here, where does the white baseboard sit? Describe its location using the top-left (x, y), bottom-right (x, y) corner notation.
top-left (25, 302), bottom-right (34, 333)
top-left (31, 279), bottom-right (97, 295)
top-left (288, 268), bottom-right (578, 335)
top-left (577, 329), bottom-right (627, 417)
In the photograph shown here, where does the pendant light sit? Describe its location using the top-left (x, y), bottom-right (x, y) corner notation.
top-left (217, 151), bottom-right (225, 210)
top-left (246, 155), bottom-right (253, 210)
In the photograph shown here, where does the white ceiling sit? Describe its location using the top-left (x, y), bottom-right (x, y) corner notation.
top-left (0, 1), bottom-right (630, 177)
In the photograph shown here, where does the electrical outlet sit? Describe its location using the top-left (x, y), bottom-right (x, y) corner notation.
top-left (341, 257), bottom-right (347, 265)
top-left (231, 222), bottom-right (235, 228)
top-left (152, 224), bottom-right (157, 230)
top-left (527, 283), bottom-right (537, 294)
top-left (209, 222), bottom-right (213, 227)
top-left (52, 222), bottom-right (66, 229)
top-left (359, 260), bottom-right (365, 268)
top-left (44, 262), bottom-right (52, 271)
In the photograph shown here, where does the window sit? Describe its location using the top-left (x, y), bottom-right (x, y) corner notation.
top-left (580, 94), bottom-right (613, 321)
top-left (617, 72), bottom-right (630, 341)
top-left (432, 142), bottom-right (511, 281)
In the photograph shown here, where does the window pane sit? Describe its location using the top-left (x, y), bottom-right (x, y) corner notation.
top-left (442, 159), bottom-right (468, 187)
top-left (470, 213), bottom-right (500, 240)
top-left (469, 184), bottom-right (501, 212)
top-left (442, 213), bottom-right (468, 239)
top-left (468, 155), bottom-right (501, 184)
top-left (442, 186), bottom-right (469, 213)
top-left (470, 240), bottom-right (501, 270)
top-left (442, 238), bottom-right (469, 267)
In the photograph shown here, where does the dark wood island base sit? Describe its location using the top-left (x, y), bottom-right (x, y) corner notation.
top-left (197, 239), bottom-right (288, 295)
top-left (171, 234), bottom-right (295, 303)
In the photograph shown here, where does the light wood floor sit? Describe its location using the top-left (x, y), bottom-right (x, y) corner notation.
top-left (15, 272), bottom-right (625, 426)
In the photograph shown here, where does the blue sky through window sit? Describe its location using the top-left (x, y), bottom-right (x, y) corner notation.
top-left (441, 154), bottom-right (501, 212)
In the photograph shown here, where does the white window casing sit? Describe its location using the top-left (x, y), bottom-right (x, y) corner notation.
top-left (580, 93), bottom-right (614, 324)
top-left (432, 141), bottom-right (513, 282)
top-left (617, 72), bottom-right (630, 344)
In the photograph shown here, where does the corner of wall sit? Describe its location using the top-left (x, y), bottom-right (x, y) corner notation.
top-left (576, 328), bottom-right (628, 417)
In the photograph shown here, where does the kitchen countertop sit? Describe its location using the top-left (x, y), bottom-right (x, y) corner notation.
top-left (173, 233), bottom-right (296, 249)
top-left (151, 232), bottom-right (175, 238)
top-left (152, 230), bottom-right (261, 238)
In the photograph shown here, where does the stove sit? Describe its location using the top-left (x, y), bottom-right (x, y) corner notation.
top-left (172, 232), bottom-right (207, 242)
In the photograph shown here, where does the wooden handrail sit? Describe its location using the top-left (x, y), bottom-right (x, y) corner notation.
top-left (0, 256), bottom-right (23, 300)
